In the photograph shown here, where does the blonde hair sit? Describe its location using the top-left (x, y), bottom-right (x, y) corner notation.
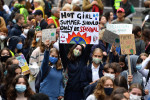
top-left (62, 4), bottom-right (71, 11)
top-left (94, 76), bottom-right (114, 100)
top-left (99, 29), bottom-right (105, 40)
top-left (34, 0), bottom-right (45, 9)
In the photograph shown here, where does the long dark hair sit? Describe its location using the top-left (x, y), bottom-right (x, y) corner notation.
top-left (67, 44), bottom-right (84, 62)
top-left (7, 75), bottom-right (34, 100)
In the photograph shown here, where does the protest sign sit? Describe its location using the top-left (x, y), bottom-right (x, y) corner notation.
top-left (42, 29), bottom-right (56, 43)
top-left (119, 34), bottom-right (136, 55)
top-left (106, 24), bottom-right (133, 34)
top-left (16, 54), bottom-right (30, 75)
top-left (102, 30), bottom-right (120, 47)
top-left (120, 34), bottom-right (136, 75)
top-left (60, 11), bottom-right (99, 44)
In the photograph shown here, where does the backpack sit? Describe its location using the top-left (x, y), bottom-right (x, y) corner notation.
top-left (35, 66), bottom-right (51, 93)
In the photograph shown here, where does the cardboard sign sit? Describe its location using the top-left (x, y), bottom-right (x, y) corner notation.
top-left (106, 24), bottom-right (133, 34)
top-left (102, 30), bottom-right (120, 47)
top-left (60, 11), bottom-right (99, 44)
top-left (42, 29), bottom-right (56, 43)
top-left (16, 54), bottom-right (30, 75)
top-left (119, 34), bottom-right (136, 55)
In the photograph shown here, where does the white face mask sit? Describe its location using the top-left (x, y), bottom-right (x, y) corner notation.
top-left (104, 73), bottom-right (115, 80)
top-left (0, 35), bottom-right (6, 41)
top-left (23, 29), bottom-right (29, 35)
top-left (130, 94), bottom-right (141, 100)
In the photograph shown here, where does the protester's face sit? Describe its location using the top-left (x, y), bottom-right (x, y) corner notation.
top-left (0, 32), bottom-right (7, 36)
top-left (21, 1), bottom-right (26, 5)
top-left (140, 55), bottom-right (147, 60)
top-left (107, 68), bottom-right (115, 74)
top-left (92, 50), bottom-right (103, 59)
top-left (54, 9), bottom-right (60, 18)
top-left (12, 59), bottom-right (19, 65)
top-left (104, 79), bottom-right (113, 88)
top-left (1, 50), bottom-right (10, 56)
top-left (75, 45), bottom-right (82, 52)
top-left (117, 12), bottom-right (125, 19)
top-left (35, 15), bottom-right (41, 21)
top-left (119, 62), bottom-right (125, 68)
top-left (17, 78), bottom-right (26, 85)
top-left (27, 17), bottom-right (31, 25)
top-left (124, 92), bottom-right (130, 100)
top-left (110, 12), bottom-right (114, 21)
top-left (50, 51), bottom-right (58, 58)
top-left (36, 32), bottom-right (42, 39)
top-left (130, 88), bottom-right (142, 96)
top-left (19, 17), bottom-right (25, 25)
top-left (33, 1), bottom-right (39, 7)
top-left (15, 68), bottom-right (22, 76)
top-left (100, 16), bottom-right (107, 24)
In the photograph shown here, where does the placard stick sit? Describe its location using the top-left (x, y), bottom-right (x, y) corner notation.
top-left (128, 54), bottom-right (132, 75)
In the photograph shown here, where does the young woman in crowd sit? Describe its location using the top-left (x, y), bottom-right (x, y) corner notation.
top-left (142, 29), bottom-right (150, 54)
top-left (0, 64), bottom-right (22, 100)
top-left (114, 76), bottom-right (128, 90)
top-left (111, 87), bottom-right (129, 99)
top-left (0, 28), bottom-right (8, 50)
top-left (0, 47), bottom-right (12, 64)
top-left (119, 55), bottom-right (128, 71)
top-left (99, 16), bottom-right (107, 30)
top-left (39, 40), bottom-right (64, 100)
top-left (8, 36), bottom-right (24, 55)
top-left (86, 76), bottom-right (114, 100)
top-left (132, 26), bottom-right (145, 55)
top-left (7, 75), bottom-right (34, 100)
top-left (104, 11), bottom-right (114, 25)
top-left (29, 31), bottom-right (44, 92)
top-left (59, 43), bottom-right (92, 100)
top-left (129, 83), bottom-right (143, 100)
top-left (80, 48), bottom-right (104, 89)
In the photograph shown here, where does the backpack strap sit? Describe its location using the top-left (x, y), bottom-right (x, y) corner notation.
top-left (145, 70), bottom-right (150, 87)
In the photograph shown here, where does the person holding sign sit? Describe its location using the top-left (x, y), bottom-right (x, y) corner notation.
top-left (39, 40), bottom-right (64, 100)
top-left (59, 43), bottom-right (92, 100)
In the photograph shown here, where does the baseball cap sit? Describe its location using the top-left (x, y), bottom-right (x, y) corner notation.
top-left (34, 10), bottom-right (43, 16)
top-left (117, 8), bottom-right (125, 13)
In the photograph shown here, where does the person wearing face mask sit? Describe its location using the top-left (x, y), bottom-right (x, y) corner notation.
top-left (39, 40), bottom-right (64, 100)
top-left (20, 24), bottom-right (30, 44)
top-left (8, 36), bottom-right (23, 55)
top-left (0, 28), bottom-right (8, 50)
top-left (129, 83), bottom-right (142, 100)
top-left (80, 48), bottom-right (104, 89)
top-left (0, 64), bottom-right (22, 100)
top-left (0, 48), bottom-right (12, 63)
top-left (86, 76), bottom-right (114, 100)
top-left (7, 75), bottom-right (34, 100)
top-left (59, 43), bottom-right (92, 100)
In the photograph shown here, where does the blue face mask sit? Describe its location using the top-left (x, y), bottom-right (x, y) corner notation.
top-left (104, 88), bottom-right (113, 95)
top-left (136, 64), bottom-right (142, 70)
top-left (16, 44), bottom-right (23, 50)
top-left (49, 56), bottom-right (58, 64)
top-left (4, 70), bottom-right (7, 76)
top-left (15, 84), bottom-right (26, 93)
top-left (36, 38), bottom-right (40, 42)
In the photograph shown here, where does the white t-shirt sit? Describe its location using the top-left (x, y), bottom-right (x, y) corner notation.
top-left (86, 94), bottom-right (97, 100)
top-left (92, 64), bottom-right (100, 82)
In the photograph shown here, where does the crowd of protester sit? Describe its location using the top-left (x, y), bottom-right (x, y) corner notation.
top-left (0, 0), bottom-right (150, 100)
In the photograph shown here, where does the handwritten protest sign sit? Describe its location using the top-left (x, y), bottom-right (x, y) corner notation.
top-left (60, 11), bottom-right (99, 44)
top-left (16, 54), bottom-right (30, 75)
top-left (106, 24), bottom-right (133, 34)
top-left (42, 29), bottom-right (56, 43)
top-left (119, 34), bottom-right (136, 55)
top-left (102, 30), bottom-right (120, 47)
